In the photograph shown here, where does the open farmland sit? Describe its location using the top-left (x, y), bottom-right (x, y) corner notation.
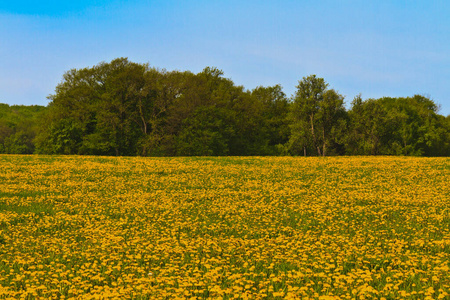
top-left (0, 155), bottom-right (449, 299)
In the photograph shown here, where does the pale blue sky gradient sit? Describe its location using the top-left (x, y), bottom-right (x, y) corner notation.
top-left (1, 0), bottom-right (449, 115)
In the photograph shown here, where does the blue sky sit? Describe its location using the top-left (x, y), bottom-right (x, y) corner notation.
top-left (1, 0), bottom-right (449, 115)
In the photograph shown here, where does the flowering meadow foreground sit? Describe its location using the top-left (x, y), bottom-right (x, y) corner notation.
top-left (0, 156), bottom-right (449, 299)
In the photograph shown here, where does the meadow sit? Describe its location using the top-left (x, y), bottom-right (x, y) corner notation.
top-left (0, 155), bottom-right (449, 299)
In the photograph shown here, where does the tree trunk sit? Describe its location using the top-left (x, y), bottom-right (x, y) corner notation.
top-left (304, 146), bottom-right (306, 157)
top-left (138, 99), bottom-right (148, 135)
top-left (322, 128), bottom-right (326, 156)
top-left (141, 115), bottom-right (147, 135)
top-left (310, 114), bottom-right (321, 156)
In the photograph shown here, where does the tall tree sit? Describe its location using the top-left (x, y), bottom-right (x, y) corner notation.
top-left (135, 69), bottom-right (182, 156)
top-left (36, 58), bottom-right (150, 155)
top-left (95, 58), bottom-right (148, 155)
top-left (251, 85), bottom-right (290, 155)
top-left (36, 65), bottom-right (103, 154)
top-left (288, 75), bottom-right (346, 156)
top-left (292, 75), bottom-right (327, 155)
top-left (319, 89), bottom-right (347, 156)
top-left (345, 95), bottom-right (449, 156)
top-left (346, 96), bottom-right (393, 155)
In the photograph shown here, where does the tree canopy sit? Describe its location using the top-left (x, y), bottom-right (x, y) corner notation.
top-left (1, 58), bottom-right (449, 156)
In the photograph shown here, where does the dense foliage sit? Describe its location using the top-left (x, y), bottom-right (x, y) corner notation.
top-left (1, 156), bottom-right (449, 298)
top-left (0, 104), bottom-right (46, 154)
top-left (1, 58), bottom-right (449, 156)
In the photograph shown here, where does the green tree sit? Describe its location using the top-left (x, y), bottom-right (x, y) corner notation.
top-left (291, 75), bottom-right (327, 155)
top-left (319, 89), bottom-right (347, 155)
top-left (36, 65), bottom-right (103, 154)
top-left (176, 106), bottom-right (235, 156)
top-left (0, 120), bottom-right (13, 153)
top-left (37, 58), bottom-right (150, 155)
top-left (135, 69), bottom-right (181, 156)
top-left (164, 67), bottom-right (246, 156)
top-left (251, 85), bottom-right (290, 155)
top-left (345, 95), bottom-right (448, 156)
top-left (94, 58), bottom-right (147, 155)
top-left (289, 75), bottom-right (346, 156)
top-left (0, 104), bottom-right (46, 154)
top-left (346, 97), bottom-right (397, 155)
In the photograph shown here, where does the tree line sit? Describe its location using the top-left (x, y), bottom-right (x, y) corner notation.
top-left (0, 104), bottom-right (45, 154)
top-left (1, 58), bottom-right (449, 156)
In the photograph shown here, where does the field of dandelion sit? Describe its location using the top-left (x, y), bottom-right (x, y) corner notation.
top-left (0, 155), bottom-right (449, 299)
